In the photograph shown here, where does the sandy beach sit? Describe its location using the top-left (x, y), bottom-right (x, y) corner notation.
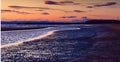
top-left (69, 24), bottom-right (120, 62)
top-left (1, 24), bottom-right (120, 62)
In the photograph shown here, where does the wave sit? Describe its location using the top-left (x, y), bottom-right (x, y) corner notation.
top-left (1, 28), bottom-right (80, 48)
top-left (1, 30), bottom-right (57, 48)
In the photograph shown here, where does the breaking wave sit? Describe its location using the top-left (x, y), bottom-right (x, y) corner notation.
top-left (1, 28), bottom-right (80, 48)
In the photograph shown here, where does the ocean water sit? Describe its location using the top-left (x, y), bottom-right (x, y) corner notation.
top-left (1, 25), bottom-right (82, 46)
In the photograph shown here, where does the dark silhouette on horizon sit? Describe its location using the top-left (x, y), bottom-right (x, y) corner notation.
top-left (1, 19), bottom-right (120, 25)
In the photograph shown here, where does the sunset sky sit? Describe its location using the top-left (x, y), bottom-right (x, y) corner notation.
top-left (1, 0), bottom-right (120, 21)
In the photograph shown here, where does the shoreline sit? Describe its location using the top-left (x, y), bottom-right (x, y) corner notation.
top-left (1, 27), bottom-right (80, 48)
top-left (1, 30), bottom-right (56, 48)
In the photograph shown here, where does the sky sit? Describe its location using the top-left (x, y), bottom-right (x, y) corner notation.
top-left (1, 0), bottom-right (120, 21)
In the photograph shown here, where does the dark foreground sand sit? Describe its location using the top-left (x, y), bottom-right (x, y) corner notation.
top-left (1, 24), bottom-right (120, 62)
top-left (69, 24), bottom-right (120, 62)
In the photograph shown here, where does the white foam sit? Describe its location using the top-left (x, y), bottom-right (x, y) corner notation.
top-left (1, 27), bottom-right (80, 48)
top-left (1, 30), bottom-right (57, 48)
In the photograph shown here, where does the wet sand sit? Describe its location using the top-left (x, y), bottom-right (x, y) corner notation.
top-left (69, 24), bottom-right (120, 62)
top-left (1, 24), bottom-right (120, 62)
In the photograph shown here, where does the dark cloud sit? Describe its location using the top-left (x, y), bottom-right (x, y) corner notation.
top-left (60, 0), bottom-right (80, 5)
top-left (9, 6), bottom-right (38, 9)
top-left (73, 10), bottom-right (85, 13)
top-left (86, 6), bottom-right (93, 8)
top-left (60, 1), bottom-right (74, 4)
top-left (60, 1), bottom-right (80, 5)
top-left (68, 16), bottom-right (77, 18)
top-left (1, 10), bottom-right (31, 14)
top-left (94, 2), bottom-right (117, 7)
top-left (63, 10), bottom-right (85, 13)
top-left (1, 10), bottom-right (12, 12)
top-left (86, 2), bottom-right (117, 8)
top-left (45, 1), bottom-right (59, 5)
top-left (45, 0), bottom-right (80, 5)
top-left (60, 16), bottom-right (67, 18)
top-left (60, 16), bottom-right (77, 18)
top-left (42, 12), bottom-right (49, 15)
top-left (9, 6), bottom-right (50, 10)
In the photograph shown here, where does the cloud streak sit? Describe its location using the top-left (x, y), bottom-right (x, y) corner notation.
top-left (9, 6), bottom-right (50, 10)
top-left (60, 16), bottom-right (77, 18)
top-left (95, 2), bottom-right (117, 7)
top-left (73, 10), bottom-right (85, 13)
top-left (42, 12), bottom-right (49, 15)
top-left (45, 0), bottom-right (80, 5)
top-left (45, 0), bottom-right (59, 5)
top-left (1, 10), bottom-right (32, 14)
top-left (87, 2), bottom-right (117, 8)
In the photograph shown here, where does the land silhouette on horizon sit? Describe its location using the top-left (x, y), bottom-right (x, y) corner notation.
top-left (1, 19), bottom-right (120, 25)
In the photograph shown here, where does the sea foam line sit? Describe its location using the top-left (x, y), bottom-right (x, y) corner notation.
top-left (1, 28), bottom-right (81, 48)
top-left (1, 30), bottom-right (57, 48)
